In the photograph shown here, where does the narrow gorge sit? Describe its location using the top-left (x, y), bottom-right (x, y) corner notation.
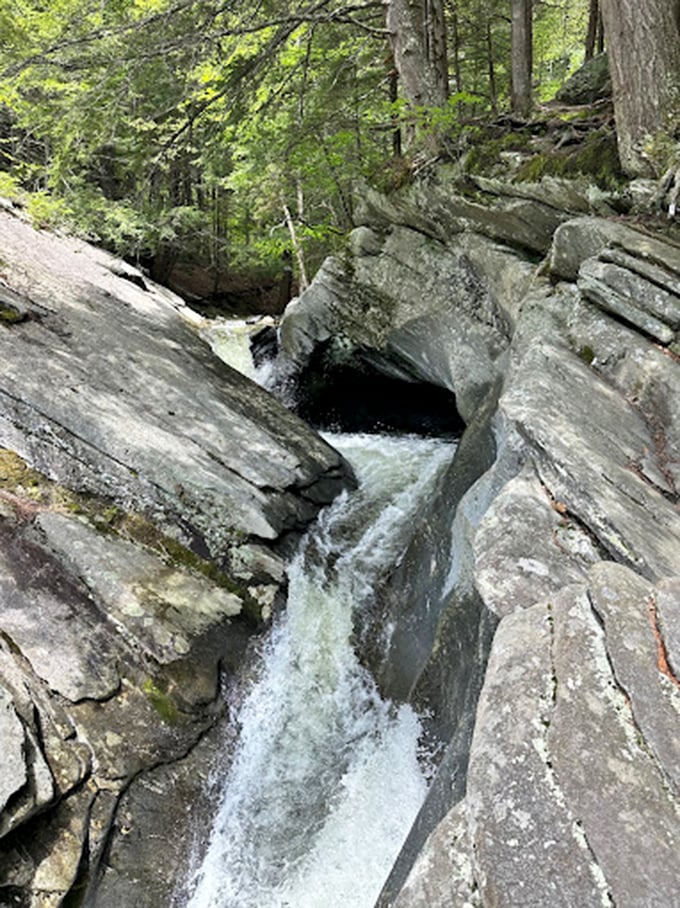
top-left (0, 158), bottom-right (679, 907)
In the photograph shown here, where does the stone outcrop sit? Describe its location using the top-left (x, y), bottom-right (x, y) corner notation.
top-left (3, 162), bottom-right (680, 906)
top-left (277, 174), bottom-right (680, 906)
top-left (0, 207), bottom-right (352, 906)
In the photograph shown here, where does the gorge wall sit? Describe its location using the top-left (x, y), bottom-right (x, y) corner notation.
top-left (277, 169), bottom-right (680, 906)
top-left (0, 156), bottom-right (679, 907)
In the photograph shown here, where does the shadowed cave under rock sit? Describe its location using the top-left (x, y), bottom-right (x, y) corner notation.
top-left (272, 339), bottom-right (466, 438)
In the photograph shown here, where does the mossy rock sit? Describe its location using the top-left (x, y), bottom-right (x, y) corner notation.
top-left (515, 129), bottom-right (624, 190)
top-left (142, 678), bottom-right (180, 725)
top-left (464, 130), bottom-right (534, 176)
top-left (0, 448), bottom-right (263, 619)
top-left (555, 54), bottom-right (611, 106)
top-left (0, 287), bottom-right (29, 323)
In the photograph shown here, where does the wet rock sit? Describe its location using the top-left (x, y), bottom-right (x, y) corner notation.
top-left (0, 210), bottom-right (351, 556)
top-left (0, 203), bottom-right (354, 906)
top-left (0, 685), bottom-right (27, 816)
top-left (86, 722), bottom-right (228, 908)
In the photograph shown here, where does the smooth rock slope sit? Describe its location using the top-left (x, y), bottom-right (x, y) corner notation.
top-left (0, 205), bottom-right (351, 906)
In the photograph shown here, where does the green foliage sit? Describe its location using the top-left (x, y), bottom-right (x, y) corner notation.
top-left (25, 190), bottom-right (73, 229)
top-left (533, 0), bottom-right (590, 101)
top-left (0, 0), bottom-right (607, 291)
top-left (0, 172), bottom-right (22, 202)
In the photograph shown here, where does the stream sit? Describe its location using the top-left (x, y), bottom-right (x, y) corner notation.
top-left (185, 429), bottom-right (455, 908)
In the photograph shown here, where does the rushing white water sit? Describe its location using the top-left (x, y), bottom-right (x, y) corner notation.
top-left (200, 317), bottom-right (276, 384)
top-left (186, 432), bottom-right (454, 908)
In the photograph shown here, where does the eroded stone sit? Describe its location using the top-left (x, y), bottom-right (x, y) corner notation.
top-left (549, 588), bottom-right (680, 906)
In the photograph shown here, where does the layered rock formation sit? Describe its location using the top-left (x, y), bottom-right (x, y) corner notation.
top-left (276, 170), bottom-right (680, 906)
top-left (0, 207), bottom-right (351, 906)
top-left (2, 159), bottom-right (679, 906)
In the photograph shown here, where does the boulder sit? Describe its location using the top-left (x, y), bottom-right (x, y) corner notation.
top-left (390, 800), bottom-right (480, 908)
top-left (0, 685), bottom-right (28, 818)
top-left (278, 225), bottom-right (527, 422)
top-left (404, 568), bottom-right (679, 907)
top-left (473, 464), bottom-right (600, 617)
top-left (0, 205), bottom-right (353, 906)
top-left (578, 256), bottom-right (680, 344)
top-left (554, 53), bottom-right (611, 105)
top-left (548, 576), bottom-right (679, 906)
top-left (0, 210), bottom-right (350, 556)
top-left (334, 194), bottom-right (680, 906)
top-left (356, 172), bottom-right (574, 255)
top-left (549, 215), bottom-right (680, 281)
top-left (467, 593), bottom-right (609, 908)
top-left (499, 339), bottom-right (680, 579)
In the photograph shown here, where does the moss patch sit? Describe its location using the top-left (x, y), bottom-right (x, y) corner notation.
top-left (0, 448), bottom-right (263, 619)
top-left (0, 304), bottom-right (24, 323)
top-left (142, 678), bottom-right (180, 725)
top-left (515, 129), bottom-right (624, 190)
top-left (577, 344), bottom-right (596, 366)
top-left (464, 130), bottom-right (533, 175)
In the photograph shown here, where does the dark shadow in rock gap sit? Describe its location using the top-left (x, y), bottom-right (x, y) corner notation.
top-left (285, 341), bottom-right (465, 438)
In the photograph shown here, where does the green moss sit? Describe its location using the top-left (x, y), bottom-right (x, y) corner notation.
top-left (515, 129), bottom-right (624, 190)
top-left (117, 512), bottom-right (245, 594)
top-left (465, 131), bottom-right (533, 175)
top-left (0, 448), bottom-right (263, 619)
top-left (142, 677), bottom-right (179, 725)
top-left (0, 304), bottom-right (23, 323)
top-left (577, 344), bottom-right (595, 365)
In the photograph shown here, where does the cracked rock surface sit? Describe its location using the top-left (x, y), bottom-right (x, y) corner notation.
top-left (0, 206), bottom-right (353, 905)
top-left (279, 189), bottom-right (680, 905)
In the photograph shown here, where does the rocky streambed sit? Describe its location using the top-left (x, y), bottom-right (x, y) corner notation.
top-left (0, 163), bottom-right (679, 906)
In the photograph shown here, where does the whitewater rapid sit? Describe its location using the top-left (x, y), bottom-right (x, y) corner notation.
top-left (186, 431), bottom-right (454, 908)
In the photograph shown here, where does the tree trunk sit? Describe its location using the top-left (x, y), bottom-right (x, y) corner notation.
top-left (510, 0), bottom-right (532, 118)
top-left (282, 203), bottom-right (309, 291)
top-left (600, 0), bottom-right (680, 176)
top-left (389, 65), bottom-right (403, 158)
top-left (486, 19), bottom-right (498, 116)
top-left (585, 0), bottom-right (599, 60)
top-left (424, 0), bottom-right (448, 103)
top-left (386, 0), bottom-right (448, 108)
top-left (450, 7), bottom-right (463, 95)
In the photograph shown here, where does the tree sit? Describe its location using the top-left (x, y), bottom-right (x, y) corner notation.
top-left (387, 0), bottom-right (449, 109)
top-left (584, 0), bottom-right (602, 61)
top-left (600, 0), bottom-right (680, 177)
top-left (510, 0), bottom-right (532, 117)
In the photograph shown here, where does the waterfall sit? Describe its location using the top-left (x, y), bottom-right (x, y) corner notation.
top-left (185, 432), bottom-right (454, 908)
